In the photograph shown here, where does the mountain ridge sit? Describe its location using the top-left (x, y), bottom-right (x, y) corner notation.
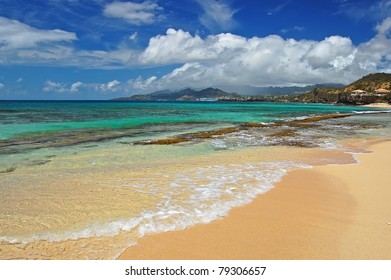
top-left (112, 87), bottom-right (241, 101)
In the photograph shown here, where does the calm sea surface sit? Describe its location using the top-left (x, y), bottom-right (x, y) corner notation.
top-left (0, 101), bottom-right (390, 259)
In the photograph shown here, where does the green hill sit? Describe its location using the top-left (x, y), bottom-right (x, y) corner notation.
top-left (342, 73), bottom-right (391, 92)
top-left (290, 73), bottom-right (391, 104)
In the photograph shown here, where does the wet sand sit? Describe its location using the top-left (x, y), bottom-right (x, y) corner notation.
top-left (118, 140), bottom-right (391, 260)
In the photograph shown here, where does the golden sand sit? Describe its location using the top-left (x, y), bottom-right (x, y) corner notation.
top-left (361, 103), bottom-right (391, 108)
top-left (118, 140), bottom-right (391, 260)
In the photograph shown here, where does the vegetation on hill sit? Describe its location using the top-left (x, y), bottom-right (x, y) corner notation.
top-left (342, 73), bottom-right (391, 92)
top-left (288, 73), bottom-right (391, 104)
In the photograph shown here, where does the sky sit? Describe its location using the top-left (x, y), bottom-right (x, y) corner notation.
top-left (0, 0), bottom-right (390, 99)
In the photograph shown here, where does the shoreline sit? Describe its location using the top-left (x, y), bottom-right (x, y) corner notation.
top-left (360, 103), bottom-right (391, 108)
top-left (118, 139), bottom-right (391, 260)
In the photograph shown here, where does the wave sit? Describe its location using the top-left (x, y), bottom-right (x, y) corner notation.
top-left (0, 161), bottom-right (311, 245)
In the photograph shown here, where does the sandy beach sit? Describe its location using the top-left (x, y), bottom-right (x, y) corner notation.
top-left (361, 103), bottom-right (391, 108)
top-left (118, 140), bottom-right (391, 260)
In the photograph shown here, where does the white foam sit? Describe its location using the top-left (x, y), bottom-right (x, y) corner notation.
top-left (0, 161), bottom-right (311, 246)
top-left (353, 110), bottom-right (391, 115)
top-left (210, 139), bottom-right (228, 149)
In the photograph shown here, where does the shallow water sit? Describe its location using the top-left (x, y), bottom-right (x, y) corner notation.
top-left (0, 101), bottom-right (390, 259)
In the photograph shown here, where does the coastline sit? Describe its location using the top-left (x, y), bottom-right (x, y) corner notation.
top-left (118, 139), bottom-right (391, 260)
top-left (360, 103), bottom-right (391, 108)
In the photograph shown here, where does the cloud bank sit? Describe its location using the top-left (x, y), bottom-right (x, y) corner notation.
top-left (134, 17), bottom-right (391, 89)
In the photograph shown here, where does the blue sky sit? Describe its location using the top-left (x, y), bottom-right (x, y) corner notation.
top-left (0, 0), bottom-right (390, 99)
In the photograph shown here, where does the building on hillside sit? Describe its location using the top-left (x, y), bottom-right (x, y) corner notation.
top-left (374, 88), bottom-right (390, 94)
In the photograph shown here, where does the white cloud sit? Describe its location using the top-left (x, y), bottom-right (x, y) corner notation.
top-left (43, 80), bottom-right (83, 93)
top-left (134, 22), bottom-right (391, 90)
top-left (3, 15), bottom-right (391, 92)
top-left (129, 32), bottom-right (138, 41)
top-left (70, 81), bottom-right (83, 92)
top-left (356, 17), bottom-right (391, 71)
top-left (43, 80), bottom-right (124, 94)
top-left (107, 80), bottom-right (120, 90)
top-left (0, 83), bottom-right (4, 89)
top-left (16, 77), bottom-right (23, 83)
top-left (304, 36), bottom-right (355, 69)
top-left (0, 16), bottom-right (77, 50)
top-left (139, 28), bottom-right (216, 64)
top-left (0, 17), bottom-right (88, 68)
top-left (376, 16), bottom-right (391, 35)
top-left (97, 80), bottom-right (121, 92)
top-left (195, 0), bottom-right (237, 31)
top-left (103, 1), bottom-right (163, 25)
top-left (43, 80), bottom-right (68, 93)
top-left (131, 75), bottom-right (157, 89)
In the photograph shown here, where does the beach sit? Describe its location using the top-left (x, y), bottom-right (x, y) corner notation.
top-left (1, 101), bottom-right (391, 260)
top-left (361, 103), bottom-right (391, 108)
top-left (118, 139), bottom-right (391, 260)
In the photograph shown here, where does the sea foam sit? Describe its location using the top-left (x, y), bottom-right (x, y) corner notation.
top-left (0, 161), bottom-right (310, 245)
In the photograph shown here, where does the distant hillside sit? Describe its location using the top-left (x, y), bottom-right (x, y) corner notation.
top-left (342, 72), bottom-right (391, 92)
top-left (112, 73), bottom-right (391, 104)
top-left (288, 73), bottom-right (391, 104)
top-left (216, 83), bottom-right (344, 96)
top-left (112, 87), bottom-right (241, 101)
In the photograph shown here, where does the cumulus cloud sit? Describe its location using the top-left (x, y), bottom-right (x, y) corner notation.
top-left (355, 16), bottom-right (391, 71)
top-left (3, 14), bottom-right (391, 93)
top-left (195, 0), bottom-right (237, 31)
top-left (0, 16), bottom-right (77, 50)
top-left (139, 28), bottom-right (216, 64)
top-left (135, 19), bottom-right (391, 90)
top-left (107, 80), bottom-right (120, 90)
top-left (70, 81), bottom-right (83, 92)
top-left (43, 80), bottom-right (84, 93)
top-left (303, 36), bottom-right (355, 69)
top-left (0, 83), bottom-right (4, 89)
top-left (131, 76), bottom-right (157, 89)
top-left (97, 80), bottom-right (121, 92)
top-left (43, 80), bottom-right (68, 93)
top-left (103, 1), bottom-right (164, 25)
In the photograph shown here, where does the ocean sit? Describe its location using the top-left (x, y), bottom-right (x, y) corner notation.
top-left (0, 101), bottom-right (390, 259)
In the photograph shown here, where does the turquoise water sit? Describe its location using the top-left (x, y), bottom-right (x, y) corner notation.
top-left (0, 101), bottom-right (386, 167)
top-left (0, 101), bottom-right (382, 139)
top-left (0, 101), bottom-right (390, 259)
